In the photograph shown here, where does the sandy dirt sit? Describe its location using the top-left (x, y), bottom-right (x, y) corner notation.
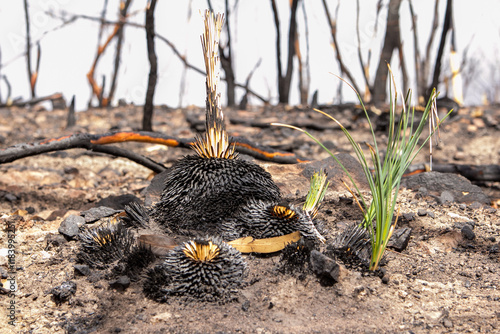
top-left (0, 104), bottom-right (499, 333)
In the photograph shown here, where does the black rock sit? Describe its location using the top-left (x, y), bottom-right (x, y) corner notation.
top-left (64, 166), bottom-right (79, 175)
top-left (417, 209), bottom-right (428, 216)
top-left (461, 225), bottom-right (476, 240)
top-left (50, 280), bottom-right (77, 305)
top-left (81, 206), bottom-right (121, 223)
top-left (309, 250), bottom-right (341, 286)
top-left (73, 264), bottom-right (91, 276)
top-left (59, 215), bottom-right (85, 239)
top-left (109, 276), bottom-right (131, 291)
top-left (388, 227), bottom-right (412, 252)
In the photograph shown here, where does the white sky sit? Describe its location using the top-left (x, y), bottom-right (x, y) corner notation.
top-left (0, 0), bottom-right (499, 111)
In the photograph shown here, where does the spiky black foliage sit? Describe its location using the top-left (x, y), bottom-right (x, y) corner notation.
top-left (143, 236), bottom-right (247, 303)
top-left (328, 224), bottom-right (372, 271)
top-left (78, 222), bottom-right (158, 279)
top-left (220, 198), bottom-right (325, 242)
top-left (122, 202), bottom-right (151, 229)
top-left (114, 244), bottom-right (157, 281)
top-left (278, 238), bottom-right (316, 277)
top-left (149, 155), bottom-right (281, 236)
top-left (77, 223), bottom-right (135, 270)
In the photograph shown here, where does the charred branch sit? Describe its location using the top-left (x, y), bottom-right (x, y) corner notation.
top-left (322, 0), bottom-right (362, 95)
top-left (0, 131), bottom-right (309, 169)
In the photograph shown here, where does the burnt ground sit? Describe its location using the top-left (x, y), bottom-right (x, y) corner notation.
top-left (0, 103), bottom-right (499, 333)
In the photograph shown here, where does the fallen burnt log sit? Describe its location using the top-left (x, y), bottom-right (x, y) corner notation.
top-left (406, 163), bottom-right (500, 182)
top-left (0, 92), bottom-right (64, 108)
top-left (0, 131), bottom-right (309, 171)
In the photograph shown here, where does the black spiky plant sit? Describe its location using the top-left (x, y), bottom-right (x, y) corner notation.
top-left (149, 11), bottom-right (280, 236)
top-left (327, 224), bottom-right (372, 271)
top-left (77, 222), bottom-right (156, 279)
top-left (219, 170), bottom-right (329, 243)
top-left (78, 223), bottom-right (135, 269)
top-left (143, 236), bottom-right (247, 303)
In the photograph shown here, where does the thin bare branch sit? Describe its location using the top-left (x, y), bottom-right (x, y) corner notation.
top-left (356, 0), bottom-right (370, 92)
top-left (48, 10), bottom-right (270, 104)
top-left (322, 0), bottom-right (362, 95)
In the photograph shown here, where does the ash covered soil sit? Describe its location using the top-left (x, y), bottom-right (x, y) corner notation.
top-left (0, 104), bottom-right (499, 333)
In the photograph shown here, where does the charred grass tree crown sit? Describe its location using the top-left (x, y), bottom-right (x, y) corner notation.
top-left (143, 237), bottom-right (247, 303)
top-left (149, 10), bottom-right (280, 235)
top-left (192, 11), bottom-right (237, 160)
top-left (150, 155), bottom-right (281, 235)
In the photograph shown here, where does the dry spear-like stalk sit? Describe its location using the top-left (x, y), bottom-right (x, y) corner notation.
top-left (192, 10), bottom-right (237, 159)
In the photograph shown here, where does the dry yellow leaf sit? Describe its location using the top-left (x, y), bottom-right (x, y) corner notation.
top-left (12, 209), bottom-right (28, 216)
top-left (227, 231), bottom-right (301, 253)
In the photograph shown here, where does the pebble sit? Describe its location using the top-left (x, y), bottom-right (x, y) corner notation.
top-left (443, 318), bottom-right (453, 328)
top-left (50, 281), bottom-right (77, 304)
top-left (73, 264), bottom-right (91, 276)
top-left (109, 276), bottom-right (131, 291)
top-left (402, 212), bottom-right (415, 221)
top-left (453, 151), bottom-right (466, 160)
top-left (4, 193), bottom-right (17, 202)
top-left (461, 225), bottom-right (476, 240)
top-left (417, 209), bottom-right (427, 216)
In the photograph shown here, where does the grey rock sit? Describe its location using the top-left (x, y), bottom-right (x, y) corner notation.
top-left (440, 191), bottom-right (455, 204)
top-left (81, 206), bottom-right (121, 223)
top-left (58, 215), bottom-right (85, 239)
top-left (73, 264), bottom-right (91, 276)
top-left (4, 193), bottom-right (17, 202)
top-left (109, 276), bottom-right (131, 291)
top-left (443, 318), bottom-right (453, 328)
top-left (50, 280), bottom-right (77, 304)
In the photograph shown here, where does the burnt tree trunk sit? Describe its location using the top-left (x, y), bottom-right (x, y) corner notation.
top-left (220, 0), bottom-right (236, 106)
top-left (143, 0), bottom-right (157, 131)
top-left (372, 0), bottom-right (402, 106)
top-left (271, 0), bottom-right (300, 104)
top-left (23, 0), bottom-right (35, 98)
top-left (427, 0), bottom-right (453, 100)
top-left (108, 0), bottom-right (132, 104)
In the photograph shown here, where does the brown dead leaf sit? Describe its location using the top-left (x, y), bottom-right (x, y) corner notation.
top-left (138, 234), bottom-right (178, 256)
top-left (227, 231), bottom-right (301, 253)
